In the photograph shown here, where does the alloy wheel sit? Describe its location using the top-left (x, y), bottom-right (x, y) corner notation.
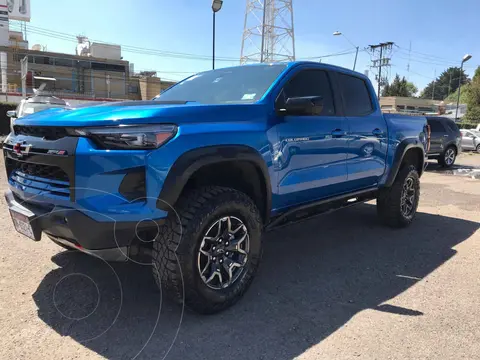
top-left (197, 216), bottom-right (249, 290)
top-left (444, 148), bottom-right (455, 166)
top-left (400, 176), bottom-right (416, 218)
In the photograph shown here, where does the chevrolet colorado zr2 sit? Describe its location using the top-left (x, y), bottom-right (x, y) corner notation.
top-left (3, 62), bottom-right (429, 314)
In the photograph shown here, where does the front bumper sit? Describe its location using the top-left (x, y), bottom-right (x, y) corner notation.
top-left (5, 190), bottom-right (165, 260)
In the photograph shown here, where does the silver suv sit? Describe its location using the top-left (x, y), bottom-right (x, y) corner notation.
top-left (460, 129), bottom-right (480, 153)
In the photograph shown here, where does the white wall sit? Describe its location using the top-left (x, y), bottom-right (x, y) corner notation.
top-left (90, 43), bottom-right (122, 60)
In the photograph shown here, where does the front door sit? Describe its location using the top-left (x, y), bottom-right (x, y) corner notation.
top-left (336, 72), bottom-right (388, 190)
top-left (273, 69), bottom-right (349, 210)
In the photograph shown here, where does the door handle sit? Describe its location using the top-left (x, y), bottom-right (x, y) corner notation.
top-left (443, 134), bottom-right (449, 137)
top-left (331, 129), bottom-right (346, 137)
top-left (372, 128), bottom-right (384, 137)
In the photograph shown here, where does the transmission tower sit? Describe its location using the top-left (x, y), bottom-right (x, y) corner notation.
top-left (240, 0), bottom-right (295, 64)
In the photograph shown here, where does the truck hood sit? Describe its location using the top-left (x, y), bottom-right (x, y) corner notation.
top-left (14, 101), bottom-right (268, 127)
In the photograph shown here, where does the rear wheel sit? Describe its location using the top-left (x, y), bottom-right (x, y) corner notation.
top-left (152, 186), bottom-right (263, 314)
top-left (377, 165), bottom-right (420, 228)
top-left (438, 146), bottom-right (456, 167)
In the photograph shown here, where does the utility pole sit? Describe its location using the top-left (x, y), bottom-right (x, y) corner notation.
top-left (448, 71), bottom-right (452, 96)
top-left (377, 46), bottom-right (383, 98)
top-left (407, 40), bottom-right (411, 79)
top-left (368, 42), bottom-right (394, 99)
top-left (432, 69), bottom-right (436, 100)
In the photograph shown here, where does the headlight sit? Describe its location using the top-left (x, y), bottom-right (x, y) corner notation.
top-left (69, 124), bottom-right (177, 150)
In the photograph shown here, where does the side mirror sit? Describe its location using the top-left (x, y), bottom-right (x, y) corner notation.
top-left (6, 110), bottom-right (16, 118)
top-left (278, 96), bottom-right (324, 116)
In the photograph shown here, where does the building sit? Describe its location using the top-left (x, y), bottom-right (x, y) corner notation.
top-left (129, 72), bottom-right (176, 100)
top-left (0, 0), bottom-right (177, 104)
top-left (3, 45), bottom-right (131, 99)
top-left (380, 96), bottom-right (441, 114)
top-left (0, 33), bottom-right (177, 103)
top-left (379, 96), bottom-right (468, 120)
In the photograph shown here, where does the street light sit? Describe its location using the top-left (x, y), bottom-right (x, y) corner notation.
top-left (333, 31), bottom-right (359, 71)
top-left (455, 53), bottom-right (472, 121)
top-left (212, 0), bottom-right (223, 70)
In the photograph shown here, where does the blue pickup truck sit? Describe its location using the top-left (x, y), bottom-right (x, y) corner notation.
top-left (3, 62), bottom-right (428, 313)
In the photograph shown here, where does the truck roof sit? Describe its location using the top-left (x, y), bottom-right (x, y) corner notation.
top-left (241, 61), bottom-right (369, 81)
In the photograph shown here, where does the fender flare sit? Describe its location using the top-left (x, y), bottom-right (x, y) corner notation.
top-left (156, 145), bottom-right (272, 220)
top-left (385, 139), bottom-right (425, 187)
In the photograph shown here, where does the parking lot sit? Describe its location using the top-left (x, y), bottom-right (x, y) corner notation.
top-left (0, 153), bottom-right (479, 360)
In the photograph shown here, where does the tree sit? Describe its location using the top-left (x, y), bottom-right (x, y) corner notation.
top-left (463, 66), bottom-right (480, 124)
top-left (444, 84), bottom-right (471, 103)
top-left (420, 67), bottom-right (469, 100)
top-left (406, 82), bottom-right (418, 97)
top-left (381, 74), bottom-right (417, 97)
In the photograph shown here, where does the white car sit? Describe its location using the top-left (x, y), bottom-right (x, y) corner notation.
top-left (460, 129), bottom-right (480, 153)
top-left (7, 96), bottom-right (68, 132)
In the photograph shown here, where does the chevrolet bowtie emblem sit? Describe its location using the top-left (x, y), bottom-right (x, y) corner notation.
top-left (13, 143), bottom-right (32, 158)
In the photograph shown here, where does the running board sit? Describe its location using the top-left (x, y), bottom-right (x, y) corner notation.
top-left (265, 187), bottom-right (378, 231)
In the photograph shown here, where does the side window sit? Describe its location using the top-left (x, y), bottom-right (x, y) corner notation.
top-left (281, 70), bottom-right (335, 116)
top-left (428, 119), bottom-right (444, 133)
top-left (445, 120), bottom-right (459, 133)
top-left (337, 73), bottom-right (374, 116)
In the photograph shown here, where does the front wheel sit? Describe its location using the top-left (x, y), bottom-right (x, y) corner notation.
top-left (438, 146), bottom-right (456, 167)
top-left (476, 144), bottom-right (480, 153)
top-left (152, 186), bottom-right (263, 314)
top-left (377, 165), bottom-right (420, 228)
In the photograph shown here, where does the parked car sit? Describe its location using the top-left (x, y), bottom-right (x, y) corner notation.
top-left (3, 62), bottom-right (429, 314)
top-left (6, 96), bottom-right (68, 132)
top-left (426, 116), bottom-right (461, 167)
top-left (460, 129), bottom-right (480, 153)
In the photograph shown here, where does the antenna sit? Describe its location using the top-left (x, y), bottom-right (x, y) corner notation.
top-left (240, 0), bottom-right (295, 64)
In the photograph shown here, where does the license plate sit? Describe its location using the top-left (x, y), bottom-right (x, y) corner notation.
top-left (10, 209), bottom-right (36, 240)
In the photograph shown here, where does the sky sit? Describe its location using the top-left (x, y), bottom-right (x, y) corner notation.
top-left (13, 0), bottom-right (480, 94)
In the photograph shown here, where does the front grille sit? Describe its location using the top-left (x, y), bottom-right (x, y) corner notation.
top-left (16, 162), bottom-right (69, 182)
top-left (14, 126), bottom-right (69, 140)
top-left (8, 159), bottom-right (71, 198)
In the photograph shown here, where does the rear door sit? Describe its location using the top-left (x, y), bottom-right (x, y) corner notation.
top-left (427, 118), bottom-right (446, 154)
top-left (337, 72), bottom-right (388, 190)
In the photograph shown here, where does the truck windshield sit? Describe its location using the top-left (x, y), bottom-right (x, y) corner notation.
top-left (156, 64), bottom-right (287, 105)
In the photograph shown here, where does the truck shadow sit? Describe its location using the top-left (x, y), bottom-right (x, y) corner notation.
top-left (32, 204), bottom-right (479, 360)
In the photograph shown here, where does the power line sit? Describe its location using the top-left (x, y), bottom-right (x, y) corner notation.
top-left (9, 22), bottom-right (240, 62)
top-left (8, 22), bottom-right (362, 72)
top-left (396, 45), bottom-right (460, 64)
top-left (395, 46), bottom-right (476, 70)
top-left (300, 49), bottom-right (361, 61)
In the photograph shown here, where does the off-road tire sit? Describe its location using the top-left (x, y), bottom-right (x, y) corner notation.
top-left (377, 165), bottom-right (420, 228)
top-left (438, 146), bottom-right (456, 168)
top-left (152, 186), bottom-right (263, 314)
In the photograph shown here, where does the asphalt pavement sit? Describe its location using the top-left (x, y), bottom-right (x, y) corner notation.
top-left (0, 153), bottom-right (479, 360)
